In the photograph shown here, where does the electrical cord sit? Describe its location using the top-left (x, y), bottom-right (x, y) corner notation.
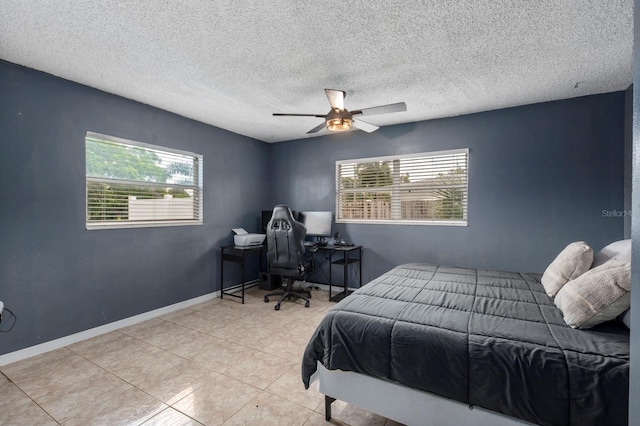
top-left (0, 307), bottom-right (16, 332)
top-left (301, 251), bottom-right (333, 292)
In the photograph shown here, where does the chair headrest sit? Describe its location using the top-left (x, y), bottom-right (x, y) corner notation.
top-left (271, 205), bottom-right (295, 221)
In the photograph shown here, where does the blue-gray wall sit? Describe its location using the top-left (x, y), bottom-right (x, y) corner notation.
top-left (0, 61), bottom-right (269, 355)
top-left (0, 59), bottom-right (627, 359)
top-left (268, 93), bottom-right (626, 284)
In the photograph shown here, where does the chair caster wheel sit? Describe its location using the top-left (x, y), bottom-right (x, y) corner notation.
top-left (264, 296), bottom-right (269, 303)
top-left (275, 304), bottom-right (280, 311)
top-left (305, 301), bottom-right (310, 308)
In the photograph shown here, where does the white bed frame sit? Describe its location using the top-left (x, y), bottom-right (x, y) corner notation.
top-left (312, 363), bottom-right (535, 426)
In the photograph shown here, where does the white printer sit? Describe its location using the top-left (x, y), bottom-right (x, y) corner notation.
top-left (232, 228), bottom-right (266, 247)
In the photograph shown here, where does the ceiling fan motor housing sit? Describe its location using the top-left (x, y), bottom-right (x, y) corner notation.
top-left (326, 108), bottom-right (352, 132)
top-left (272, 89), bottom-right (406, 134)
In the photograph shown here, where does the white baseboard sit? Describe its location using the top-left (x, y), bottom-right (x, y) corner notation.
top-left (303, 282), bottom-right (358, 292)
top-left (0, 278), bottom-right (333, 367)
top-left (0, 291), bottom-right (223, 367)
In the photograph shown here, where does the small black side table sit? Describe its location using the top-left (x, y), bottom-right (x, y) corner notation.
top-left (317, 245), bottom-right (363, 302)
top-left (220, 244), bottom-right (264, 304)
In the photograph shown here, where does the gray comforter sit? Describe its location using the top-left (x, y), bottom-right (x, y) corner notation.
top-left (302, 263), bottom-right (629, 426)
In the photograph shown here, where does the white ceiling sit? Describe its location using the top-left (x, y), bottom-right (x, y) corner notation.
top-left (0, 1), bottom-right (633, 143)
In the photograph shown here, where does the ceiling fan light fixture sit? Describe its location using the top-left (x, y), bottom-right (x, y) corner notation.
top-left (327, 117), bottom-right (352, 132)
top-left (273, 89), bottom-right (406, 135)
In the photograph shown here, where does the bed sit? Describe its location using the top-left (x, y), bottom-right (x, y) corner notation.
top-left (302, 258), bottom-right (630, 426)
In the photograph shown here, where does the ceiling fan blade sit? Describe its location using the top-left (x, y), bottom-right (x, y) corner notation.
top-left (351, 102), bottom-right (407, 117)
top-left (325, 89), bottom-right (346, 110)
top-left (306, 122), bottom-right (327, 134)
top-left (273, 113), bottom-right (326, 117)
top-left (352, 119), bottom-right (379, 133)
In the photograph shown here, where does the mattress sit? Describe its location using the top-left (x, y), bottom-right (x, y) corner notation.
top-left (301, 263), bottom-right (629, 426)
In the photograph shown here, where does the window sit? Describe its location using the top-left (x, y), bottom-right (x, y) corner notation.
top-left (336, 149), bottom-right (468, 226)
top-left (86, 132), bottom-right (203, 229)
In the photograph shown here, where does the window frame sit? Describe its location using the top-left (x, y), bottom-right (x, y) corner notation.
top-left (335, 148), bottom-right (469, 226)
top-left (85, 131), bottom-right (204, 230)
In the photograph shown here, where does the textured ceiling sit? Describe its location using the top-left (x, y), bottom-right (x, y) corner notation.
top-left (0, 1), bottom-right (633, 143)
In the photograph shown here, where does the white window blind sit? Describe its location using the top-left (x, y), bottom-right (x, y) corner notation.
top-left (336, 149), bottom-right (468, 225)
top-left (86, 132), bottom-right (203, 229)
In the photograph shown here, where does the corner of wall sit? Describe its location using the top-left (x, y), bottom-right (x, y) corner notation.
top-left (625, 85), bottom-right (633, 239)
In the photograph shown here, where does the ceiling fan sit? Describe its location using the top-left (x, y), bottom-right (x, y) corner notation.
top-left (273, 89), bottom-right (407, 134)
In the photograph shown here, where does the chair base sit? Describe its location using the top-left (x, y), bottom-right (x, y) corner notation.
top-left (264, 277), bottom-right (311, 310)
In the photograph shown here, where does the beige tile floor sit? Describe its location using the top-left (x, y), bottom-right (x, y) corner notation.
top-left (0, 286), bottom-right (404, 425)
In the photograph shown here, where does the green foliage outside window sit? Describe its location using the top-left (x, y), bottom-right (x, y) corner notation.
top-left (86, 137), bottom-right (197, 222)
top-left (435, 168), bottom-right (466, 219)
top-left (338, 153), bottom-right (467, 222)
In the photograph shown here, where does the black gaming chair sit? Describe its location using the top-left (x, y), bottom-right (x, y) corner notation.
top-left (263, 205), bottom-right (311, 310)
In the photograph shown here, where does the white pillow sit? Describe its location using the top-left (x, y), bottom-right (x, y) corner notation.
top-left (592, 239), bottom-right (631, 268)
top-left (554, 260), bottom-right (631, 329)
top-left (541, 241), bottom-right (593, 298)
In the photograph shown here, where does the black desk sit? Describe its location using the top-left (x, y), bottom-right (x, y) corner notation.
top-left (315, 245), bottom-right (363, 302)
top-left (220, 244), bottom-right (264, 304)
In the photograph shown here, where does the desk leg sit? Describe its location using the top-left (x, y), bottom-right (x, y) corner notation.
top-left (343, 250), bottom-right (348, 296)
top-left (240, 253), bottom-right (245, 304)
top-left (220, 250), bottom-right (224, 300)
top-left (328, 251), bottom-right (332, 301)
top-left (359, 247), bottom-right (362, 287)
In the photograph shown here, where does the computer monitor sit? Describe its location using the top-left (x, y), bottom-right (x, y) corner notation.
top-left (298, 211), bottom-right (333, 237)
top-left (261, 210), bottom-right (273, 233)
